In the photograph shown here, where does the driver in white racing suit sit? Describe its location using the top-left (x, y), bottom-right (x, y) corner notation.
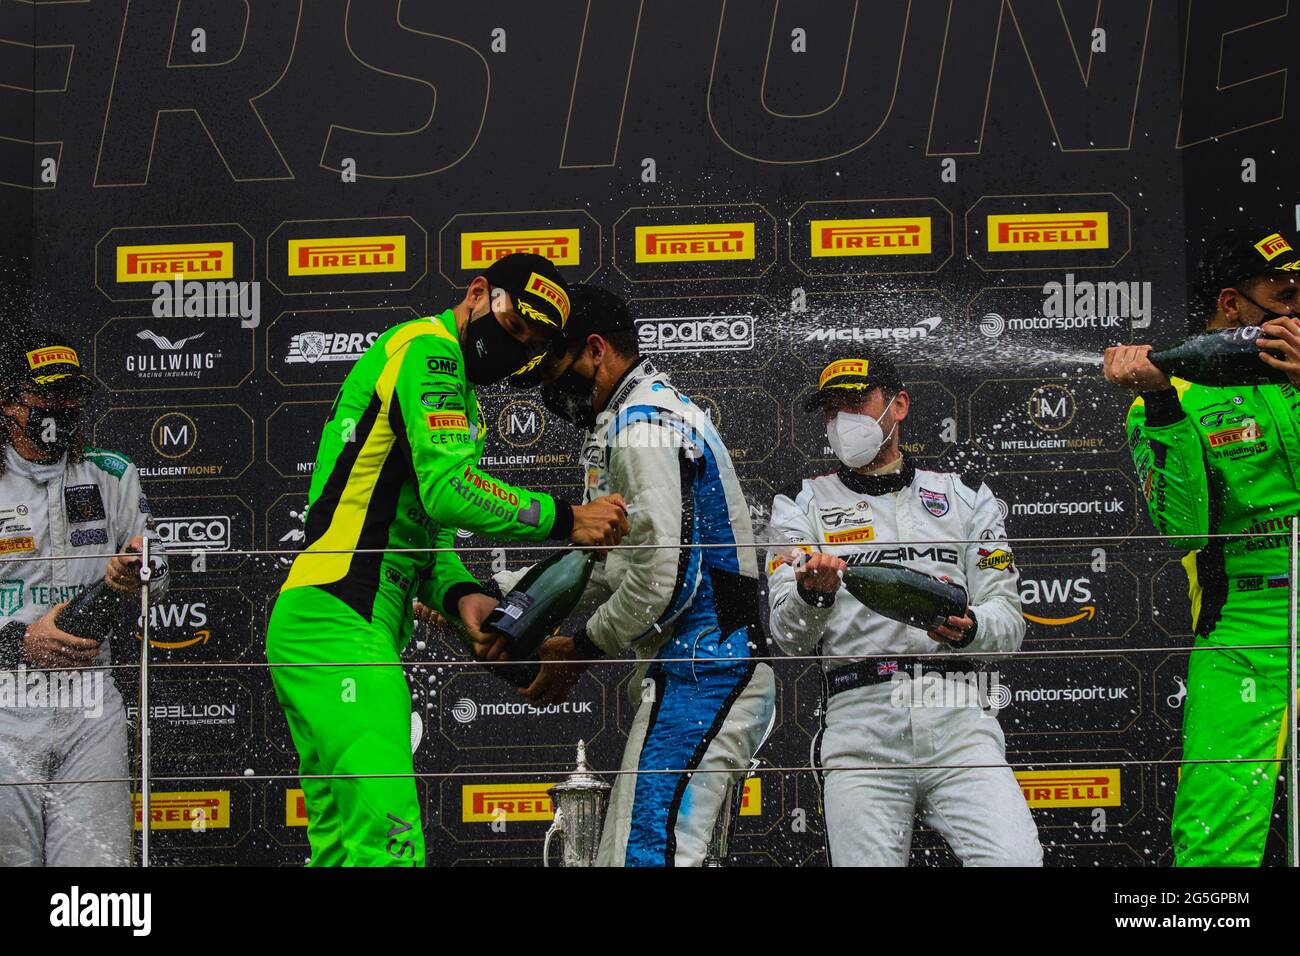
top-left (0, 330), bottom-right (167, 866)
top-left (766, 355), bottom-right (1041, 867)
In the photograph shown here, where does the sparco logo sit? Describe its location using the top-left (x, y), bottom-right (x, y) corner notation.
top-left (154, 516), bottom-right (231, 551)
top-left (803, 315), bottom-right (941, 343)
top-left (286, 331), bottom-right (380, 364)
top-left (635, 315), bottom-right (754, 352)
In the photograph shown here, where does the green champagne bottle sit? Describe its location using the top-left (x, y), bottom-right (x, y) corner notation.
top-left (483, 548), bottom-right (597, 688)
top-left (841, 562), bottom-right (968, 631)
top-left (1148, 326), bottom-right (1288, 386)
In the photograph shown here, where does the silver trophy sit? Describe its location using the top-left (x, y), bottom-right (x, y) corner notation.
top-left (543, 740), bottom-right (610, 867)
top-left (703, 758), bottom-right (758, 867)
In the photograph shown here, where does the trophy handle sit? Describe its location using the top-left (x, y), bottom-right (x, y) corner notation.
top-left (542, 807), bottom-right (565, 868)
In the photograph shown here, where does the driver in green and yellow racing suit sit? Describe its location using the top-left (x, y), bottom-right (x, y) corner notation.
top-left (1104, 227), bottom-right (1300, 866)
top-left (267, 253), bottom-right (628, 866)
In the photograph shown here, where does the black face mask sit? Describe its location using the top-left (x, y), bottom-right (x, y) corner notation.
top-left (462, 291), bottom-right (537, 386)
top-left (8, 403), bottom-right (81, 458)
top-left (1234, 288), bottom-right (1296, 326)
top-left (541, 364), bottom-right (596, 430)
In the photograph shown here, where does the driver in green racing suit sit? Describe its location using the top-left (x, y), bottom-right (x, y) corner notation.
top-left (267, 253), bottom-right (628, 866)
top-left (1105, 227), bottom-right (1300, 866)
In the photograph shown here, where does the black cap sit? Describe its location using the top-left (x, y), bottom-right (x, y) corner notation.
top-left (562, 284), bottom-right (634, 344)
top-left (803, 355), bottom-right (905, 412)
top-left (0, 326), bottom-right (95, 396)
top-left (1195, 227), bottom-right (1300, 310)
top-left (481, 253), bottom-right (572, 334)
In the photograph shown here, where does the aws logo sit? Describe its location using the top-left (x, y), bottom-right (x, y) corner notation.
top-left (134, 601), bottom-right (211, 648)
top-left (1019, 576), bottom-right (1095, 626)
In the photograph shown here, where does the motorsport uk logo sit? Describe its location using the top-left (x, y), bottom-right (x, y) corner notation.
top-left (450, 697), bottom-right (595, 723)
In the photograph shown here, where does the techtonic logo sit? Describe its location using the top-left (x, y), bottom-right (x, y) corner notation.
top-left (803, 315), bottom-right (942, 343)
top-left (888, 664), bottom-right (1011, 716)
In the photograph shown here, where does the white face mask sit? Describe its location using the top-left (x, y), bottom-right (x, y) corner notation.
top-left (826, 395), bottom-right (898, 469)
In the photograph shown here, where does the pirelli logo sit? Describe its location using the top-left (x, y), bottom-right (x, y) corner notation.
top-left (1015, 768), bottom-right (1120, 808)
top-left (1255, 232), bottom-right (1293, 260)
top-left (635, 223), bottom-right (755, 263)
top-left (286, 789), bottom-right (309, 826)
top-left (527, 272), bottom-right (571, 322)
top-left (288, 236), bottom-right (406, 276)
top-left (825, 526), bottom-right (875, 544)
top-left (26, 346), bottom-right (79, 369)
top-left (1209, 424), bottom-right (1259, 447)
top-left (810, 217), bottom-right (931, 257)
top-left (116, 242), bottom-right (234, 282)
top-left (987, 213), bottom-right (1109, 252)
top-left (818, 358), bottom-right (869, 388)
top-left (0, 537), bottom-right (35, 554)
top-left (739, 776), bottom-right (761, 816)
top-left (462, 783), bottom-right (555, 822)
top-left (132, 790), bottom-right (230, 830)
top-left (461, 229), bottom-right (580, 269)
top-left (428, 412), bottom-right (469, 431)
top-left (766, 544), bottom-right (813, 575)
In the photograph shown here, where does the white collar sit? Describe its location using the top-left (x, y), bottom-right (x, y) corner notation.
top-left (4, 443), bottom-right (66, 484)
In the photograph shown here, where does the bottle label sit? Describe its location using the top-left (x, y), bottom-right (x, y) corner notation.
top-left (501, 603), bottom-right (525, 621)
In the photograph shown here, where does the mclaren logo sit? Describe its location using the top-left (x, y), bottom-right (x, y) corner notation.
top-left (810, 217), bottom-right (931, 257)
top-left (987, 213), bottom-right (1109, 252)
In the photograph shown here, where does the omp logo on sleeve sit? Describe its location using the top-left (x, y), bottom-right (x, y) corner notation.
top-left (116, 242), bottom-right (234, 281)
top-left (1015, 768), bottom-right (1120, 807)
top-left (287, 236), bottom-right (406, 275)
top-left (132, 790), bottom-right (230, 829)
top-left (987, 213), bottom-right (1109, 251)
top-left (462, 783), bottom-right (556, 822)
top-left (461, 229), bottom-right (580, 268)
top-left (810, 217), bottom-right (932, 257)
top-left (635, 223), bottom-right (755, 262)
top-left (1255, 232), bottom-right (1293, 260)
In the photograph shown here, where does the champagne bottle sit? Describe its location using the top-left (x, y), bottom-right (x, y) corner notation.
top-left (483, 549), bottom-right (597, 688)
top-left (55, 579), bottom-right (131, 645)
top-left (1149, 326), bottom-right (1288, 386)
top-left (841, 563), bottom-right (967, 631)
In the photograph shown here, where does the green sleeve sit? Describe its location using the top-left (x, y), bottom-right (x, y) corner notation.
top-left (1127, 389), bottom-right (1210, 551)
top-left (391, 332), bottom-right (573, 544)
top-left (419, 525), bottom-right (483, 618)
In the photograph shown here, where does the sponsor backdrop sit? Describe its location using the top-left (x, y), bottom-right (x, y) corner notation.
top-left (2, 1), bottom-right (1296, 865)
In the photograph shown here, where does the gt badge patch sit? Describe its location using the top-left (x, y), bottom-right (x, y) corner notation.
top-left (920, 488), bottom-right (949, 517)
